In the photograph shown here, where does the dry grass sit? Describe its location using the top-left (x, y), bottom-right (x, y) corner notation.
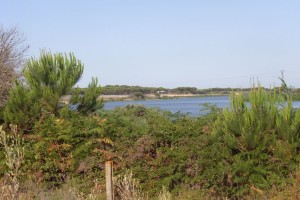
top-left (268, 170), bottom-right (300, 200)
top-left (0, 125), bottom-right (24, 200)
top-left (15, 178), bottom-right (105, 200)
top-left (114, 170), bottom-right (148, 200)
top-left (157, 186), bottom-right (172, 200)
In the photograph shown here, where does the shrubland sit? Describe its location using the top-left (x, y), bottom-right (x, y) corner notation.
top-left (1, 51), bottom-right (300, 199)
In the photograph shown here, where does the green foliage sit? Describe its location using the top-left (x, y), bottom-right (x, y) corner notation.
top-left (100, 85), bottom-right (167, 95)
top-left (23, 51), bottom-right (83, 114)
top-left (4, 81), bottom-right (41, 126)
top-left (2, 75), bottom-right (300, 199)
top-left (84, 84), bottom-right (266, 96)
top-left (100, 105), bottom-right (216, 196)
top-left (173, 87), bottom-right (197, 94)
top-left (4, 51), bottom-right (84, 126)
top-left (71, 77), bottom-right (103, 115)
top-left (19, 112), bottom-right (107, 187)
top-left (3, 51), bottom-right (104, 127)
top-left (130, 92), bottom-right (145, 99)
top-left (210, 84), bottom-right (300, 198)
top-left (279, 71), bottom-right (289, 100)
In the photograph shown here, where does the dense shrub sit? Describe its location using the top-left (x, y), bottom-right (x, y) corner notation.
top-left (24, 112), bottom-right (107, 187)
top-left (1, 78), bottom-right (300, 199)
top-left (209, 84), bottom-right (300, 198)
top-left (99, 105), bottom-right (219, 195)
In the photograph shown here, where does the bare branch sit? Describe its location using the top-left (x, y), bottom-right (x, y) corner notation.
top-left (0, 26), bottom-right (29, 107)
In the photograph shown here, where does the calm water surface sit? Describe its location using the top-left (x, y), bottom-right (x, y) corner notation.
top-left (104, 96), bottom-right (300, 116)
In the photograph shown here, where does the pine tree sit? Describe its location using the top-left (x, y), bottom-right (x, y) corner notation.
top-left (3, 81), bottom-right (40, 126)
top-left (4, 51), bottom-right (84, 125)
top-left (71, 77), bottom-right (103, 115)
top-left (23, 51), bottom-right (84, 114)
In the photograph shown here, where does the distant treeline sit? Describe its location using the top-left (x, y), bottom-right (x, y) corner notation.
top-left (70, 85), bottom-right (270, 95)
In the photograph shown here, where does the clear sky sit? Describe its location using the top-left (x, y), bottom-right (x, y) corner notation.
top-left (1, 0), bottom-right (300, 89)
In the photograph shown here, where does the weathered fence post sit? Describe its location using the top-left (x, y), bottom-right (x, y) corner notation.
top-left (105, 161), bottom-right (114, 200)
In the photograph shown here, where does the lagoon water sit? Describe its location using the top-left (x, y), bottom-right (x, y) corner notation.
top-left (104, 96), bottom-right (230, 116)
top-left (104, 96), bottom-right (300, 116)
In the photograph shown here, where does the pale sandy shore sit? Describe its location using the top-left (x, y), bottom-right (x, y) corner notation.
top-left (61, 93), bottom-right (217, 104)
top-left (100, 95), bottom-right (130, 100)
top-left (160, 93), bottom-right (198, 98)
top-left (100, 93), bottom-right (203, 101)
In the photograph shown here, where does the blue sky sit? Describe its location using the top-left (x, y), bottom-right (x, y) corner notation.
top-left (1, 0), bottom-right (300, 88)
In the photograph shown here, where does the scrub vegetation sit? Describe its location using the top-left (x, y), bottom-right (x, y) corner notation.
top-left (1, 29), bottom-right (300, 199)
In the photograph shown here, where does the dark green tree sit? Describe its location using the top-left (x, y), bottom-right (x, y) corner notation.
top-left (4, 51), bottom-right (101, 126)
top-left (23, 51), bottom-right (83, 114)
top-left (3, 81), bottom-right (40, 126)
top-left (71, 77), bottom-right (103, 115)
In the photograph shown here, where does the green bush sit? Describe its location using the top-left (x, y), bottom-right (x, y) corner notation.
top-left (2, 80), bottom-right (300, 199)
top-left (209, 84), bottom-right (300, 198)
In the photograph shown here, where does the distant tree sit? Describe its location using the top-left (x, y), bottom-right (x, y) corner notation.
top-left (0, 26), bottom-right (29, 108)
top-left (173, 87), bottom-right (197, 94)
top-left (131, 92), bottom-right (145, 99)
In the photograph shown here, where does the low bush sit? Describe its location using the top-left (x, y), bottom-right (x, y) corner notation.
top-left (1, 81), bottom-right (300, 199)
top-left (208, 84), bottom-right (300, 198)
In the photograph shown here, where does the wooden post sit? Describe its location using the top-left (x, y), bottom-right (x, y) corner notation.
top-left (105, 161), bottom-right (114, 200)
